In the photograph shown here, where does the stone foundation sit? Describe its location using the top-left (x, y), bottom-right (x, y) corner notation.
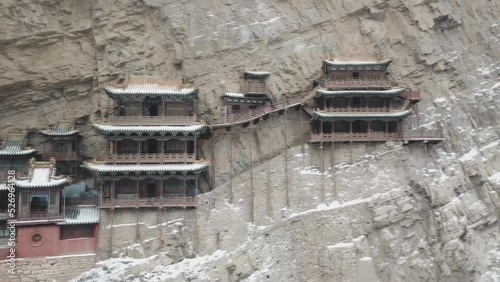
top-left (0, 254), bottom-right (96, 282)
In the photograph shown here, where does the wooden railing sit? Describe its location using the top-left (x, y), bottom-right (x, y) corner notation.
top-left (106, 153), bottom-right (195, 163)
top-left (310, 132), bottom-right (400, 142)
top-left (42, 151), bottom-right (78, 161)
top-left (101, 196), bottom-right (197, 208)
top-left (107, 115), bottom-right (199, 125)
top-left (0, 171), bottom-right (27, 182)
top-left (241, 83), bottom-right (268, 94)
top-left (324, 79), bottom-right (391, 89)
top-left (403, 89), bottom-right (421, 100)
top-left (203, 93), bottom-right (311, 128)
top-left (402, 126), bottom-right (443, 141)
top-left (14, 211), bottom-right (64, 221)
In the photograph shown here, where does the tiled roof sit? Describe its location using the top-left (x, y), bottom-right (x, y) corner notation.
top-left (58, 207), bottom-right (99, 225)
top-left (15, 159), bottom-right (70, 188)
top-left (15, 165), bottom-right (70, 188)
top-left (244, 71), bottom-right (271, 77)
top-left (40, 121), bottom-right (78, 136)
top-left (103, 76), bottom-right (197, 96)
top-left (223, 93), bottom-right (245, 98)
top-left (0, 184), bottom-right (8, 191)
top-left (323, 59), bottom-right (392, 66)
top-left (313, 110), bottom-right (412, 119)
top-left (93, 124), bottom-right (206, 134)
top-left (83, 162), bottom-right (209, 174)
top-left (0, 135), bottom-right (36, 156)
top-left (316, 88), bottom-right (406, 96)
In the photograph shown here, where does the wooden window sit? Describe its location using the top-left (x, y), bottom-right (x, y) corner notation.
top-left (116, 179), bottom-right (136, 194)
top-left (232, 105), bottom-right (241, 112)
top-left (117, 140), bottom-right (138, 154)
top-left (165, 103), bottom-right (188, 116)
top-left (352, 72), bottom-right (360, 79)
top-left (165, 139), bottom-right (185, 153)
top-left (52, 142), bottom-right (69, 153)
top-left (164, 178), bottom-right (184, 197)
top-left (0, 223), bottom-right (8, 237)
top-left (60, 224), bottom-right (95, 239)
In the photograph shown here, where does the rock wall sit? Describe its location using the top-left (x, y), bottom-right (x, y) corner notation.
top-left (0, 254), bottom-right (96, 282)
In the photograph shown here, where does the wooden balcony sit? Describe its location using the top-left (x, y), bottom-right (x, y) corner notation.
top-left (319, 106), bottom-right (395, 112)
top-left (101, 196), bottom-right (197, 208)
top-left (241, 83), bottom-right (269, 95)
top-left (402, 89), bottom-right (422, 101)
top-left (310, 132), bottom-right (401, 143)
top-left (0, 171), bottom-right (27, 182)
top-left (13, 211), bottom-right (64, 223)
top-left (324, 79), bottom-right (392, 89)
top-left (42, 151), bottom-right (78, 161)
top-left (107, 115), bottom-right (199, 125)
top-left (106, 153), bottom-right (195, 164)
top-left (402, 127), bottom-right (443, 143)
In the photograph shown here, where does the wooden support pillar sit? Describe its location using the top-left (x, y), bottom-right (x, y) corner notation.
top-left (109, 209), bottom-right (114, 259)
top-left (160, 176), bottom-right (164, 207)
top-left (112, 179), bottom-right (116, 205)
top-left (284, 109), bottom-right (290, 209)
top-left (136, 176), bottom-right (140, 206)
top-left (349, 121), bottom-right (353, 138)
top-left (385, 121), bottom-right (389, 138)
top-left (229, 128), bottom-right (234, 204)
top-left (249, 130), bottom-right (255, 223)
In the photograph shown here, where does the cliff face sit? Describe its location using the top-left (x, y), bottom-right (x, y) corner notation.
top-left (1, 0), bottom-right (499, 281)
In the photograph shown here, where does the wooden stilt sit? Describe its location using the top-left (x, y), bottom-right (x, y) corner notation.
top-left (284, 108), bottom-right (290, 208)
top-left (266, 128), bottom-right (272, 220)
top-left (109, 209), bottom-right (114, 259)
top-left (332, 142), bottom-right (337, 199)
top-left (211, 126), bottom-right (216, 189)
top-left (136, 208), bottom-right (140, 242)
top-left (229, 127), bottom-right (234, 204)
top-left (249, 130), bottom-right (255, 223)
top-left (157, 208), bottom-right (162, 253)
top-left (300, 108), bottom-right (305, 169)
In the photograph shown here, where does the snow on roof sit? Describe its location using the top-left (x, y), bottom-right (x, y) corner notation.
top-left (83, 162), bottom-right (209, 174)
top-left (93, 124), bottom-right (206, 134)
top-left (58, 207), bottom-right (99, 225)
top-left (40, 121), bottom-right (78, 136)
top-left (316, 88), bottom-right (406, 96)
top-left (103, 76), bottom-right (197, 96)
top-left (244, 71), bottom-right (271, 77)
top-left (0, 134), bottom-right (36, 156)
top-left (323, 59), bottom-right (392, 66)
top-left (15, 160), bottom-right (70, 188)
top-left (223, 93), bottom-right (245, 98)
top-left (313, 110), bottom-right (412, 119)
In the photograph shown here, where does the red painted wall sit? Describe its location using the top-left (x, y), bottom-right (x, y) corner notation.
top-left (14, 224), bottom-right (97, 258)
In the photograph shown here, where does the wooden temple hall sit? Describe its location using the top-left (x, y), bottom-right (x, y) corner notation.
top-left (309, 59), bottom-right (443, 143)
top-left (83, 76), bottom-right (209, 209)
top-left (222, 71), bottom-right (276, 114)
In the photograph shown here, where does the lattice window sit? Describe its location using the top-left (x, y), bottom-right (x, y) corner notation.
top-left (165, 139), bottom-right (185, 153)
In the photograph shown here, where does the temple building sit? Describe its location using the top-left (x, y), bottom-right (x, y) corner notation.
top-left (222, 71), bottom-right (275, 114)
top-left (40, 120), bottom-right (80, 179)
top-left (309, 59), bottom-right (443, 143)
top-left (0, 133), bottom-right (36, 182)
top-left (4, 158), bottom-right (98, 258)
top-left (83, 76), bottom-right (209, 208)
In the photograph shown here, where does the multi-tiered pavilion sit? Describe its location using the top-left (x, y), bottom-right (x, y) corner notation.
top-left (222, 71), bottom-right (275, 114)
top-left (84, 76), bottom-right (209, 208)
top-left (309, 59), bottom-right (442, 143)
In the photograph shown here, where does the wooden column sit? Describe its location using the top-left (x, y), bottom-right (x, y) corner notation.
top-left (136, 176), bottom-right (140, 206)
top-left (183, 178), bottom-right (187, 203)
top-left (385, 121), bottom-right (389, 138)
top-left (349, 121), bottom-right (353, 138)
top-left (160, 176), bottom-right (164, 207)
top-left (112, 179), bottom-right (116, 205)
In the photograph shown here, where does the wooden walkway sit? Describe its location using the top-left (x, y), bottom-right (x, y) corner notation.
top-left (201, 89), bottom-right (317, 128)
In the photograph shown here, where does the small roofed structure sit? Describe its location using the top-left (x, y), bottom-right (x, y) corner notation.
top-left (0, 133), bottom-right (36, 157)
top-left (0, 133), bottom-right (36, 183)
top-left (12, 158), bottom-right (71, 223)
top-left (322, 58), bottom-right (393, 90)
top-left (223, 70), bottom-right (275, 114)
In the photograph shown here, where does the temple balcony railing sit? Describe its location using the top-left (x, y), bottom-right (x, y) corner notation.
top-left (323, 78), bottom-right (392, 89)
top-left (0, 210), bottom-right (8, 219)
top-left (106, 115), bottom-right (200, 125)
top-left (402, 89), bottom-right (422, 101)
top-left (241, 83), bottom-right (269, 95)
top-left (402, 125), bottom-right (444, 142)
top-left (0, 171), bottom-right (28, 182)
top-left (310, 132), bottom-right (401, 143)
top-left (42, 151), bottom-right (78, 161)
top-left (65, 197), bottom-right (99, 206)
top-left (105, 153), bottom-right (195, 164)
top-left (101, 196), bottom-right (197, 208)
top-left (13, 211), bottom-right (64, 222)
top-left (317, 106), bottom-right (399, 113)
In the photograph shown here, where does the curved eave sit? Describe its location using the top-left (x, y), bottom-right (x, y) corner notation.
top-left (244, 71), bottom-right (271, 77)
top-left (83, 162), bottom-right (209, 175)
top-left (93, 124), bottom-right (207, 136)
top-left (315, 88), bottom-right (406, 97)
top-left (15, 179), bottom-right (70, 188)
top-left (102, 87), bottom-right (198, 99)
top-left (323, 59), bottom-right (393, 67)
top-left (0, 149), bottom-right (37, 156)
top-left (40, 130), bottom-right (79, 136)
top-left (223, 93), bottom-right (245, 98)
top-left (312, 110), bottom-right (412, 120)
